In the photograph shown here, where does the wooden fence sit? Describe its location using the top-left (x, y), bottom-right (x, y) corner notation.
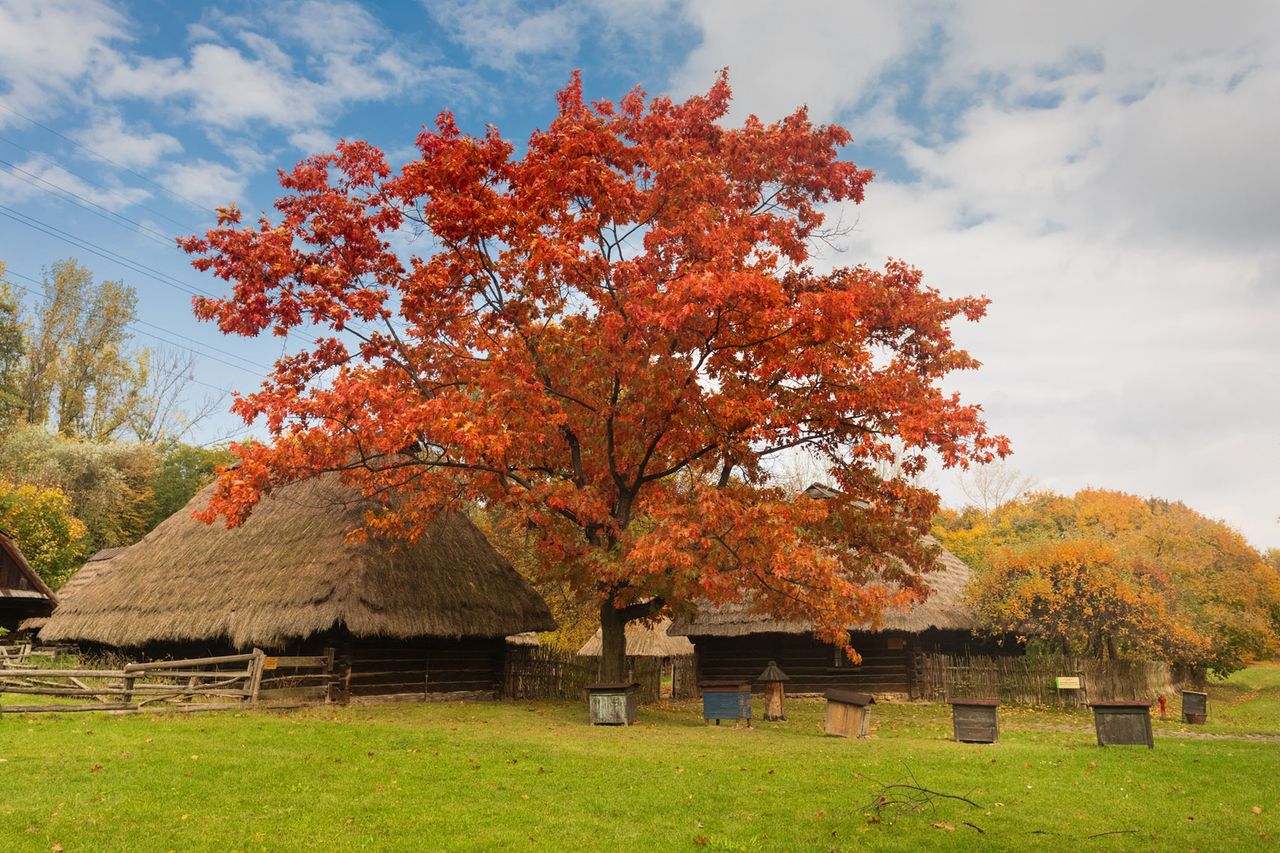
top-left (504, 645), bottom-right (697, 703)
top-left (0, 649), bottom-right (336, 713)
top-left (914, 652), bottom-right (1178, 706)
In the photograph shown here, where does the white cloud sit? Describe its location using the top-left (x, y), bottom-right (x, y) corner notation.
top-left (72, 114), bottom-right (183, 169)
top-left (670, 0), bottom-right (928, 123)
top-left (425, 0), bottom-right (580, 72)
top-left (0, 0), bottom-right (125, 122)
top-left (0, 155), bottom-right (152, 211)
top-left (671, 1), bottom-right (1280, 546)
top-left (156, 159), bottom-right (249, 208)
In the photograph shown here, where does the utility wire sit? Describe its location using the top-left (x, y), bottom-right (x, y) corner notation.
top-left (2, 271), bottom-right (264, 386)
top-left (0, 156), bottom-right (177, 248)
top-left (0, 102), bottom-right (213, 214)
top-left (0, 132), bottom-right (203, 234)
top-left (0, 204), bottom-right (212, 298)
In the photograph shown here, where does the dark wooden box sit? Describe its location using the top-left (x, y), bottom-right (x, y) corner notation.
top-left (587, 682), bottom-right (639, 725)
top-left (1089, 701), bottom-right (1153, 748)
top-left (824, 689), bottom-right (874, 738)
top-left (1181, 690), bottom-right (1208, 724)
top-left (700, 681), bottom-right (751, 724)
top-left (948, 698), bottom-right (999, 743)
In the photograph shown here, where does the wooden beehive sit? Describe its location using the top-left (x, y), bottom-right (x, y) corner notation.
top-left (947, 698), bottom-right (999, 743)
top-left (1181, 690), bottom-right (1208, 724)
top-left (586, 682), bottom-right (639, 725)
top-left (824, 689), bottom-right (874, 738)
top-left (700, 681), bottom-right (751, 724)
top-left (1089, 701), bottom-right (1154, 748)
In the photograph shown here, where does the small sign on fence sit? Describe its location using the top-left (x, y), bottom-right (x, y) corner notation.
top-left (1055, 676), bottom-right (1081, 690)
top-left (262, 657), bottom-right (279, 671)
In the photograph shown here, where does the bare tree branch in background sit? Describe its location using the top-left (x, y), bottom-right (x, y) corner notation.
top-left (126, 347), bottom-right (223, 445)
top-left (956, 460), bottom-right (1036, 517)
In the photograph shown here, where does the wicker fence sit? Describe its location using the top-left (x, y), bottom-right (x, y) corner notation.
top-left (504, 645), bottom-right (697, 703)
top-left (914, 652), bottom-right (1179, 706)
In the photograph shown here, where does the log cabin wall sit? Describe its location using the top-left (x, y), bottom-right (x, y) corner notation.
top-left (691, 629), bottom-right (1025, 697)
top-left (121, 633), bottom-right (508, 700)
top-left (338, 636), bottom-right (506, 698)
top-left (692, 632), bottom-right (912, 694)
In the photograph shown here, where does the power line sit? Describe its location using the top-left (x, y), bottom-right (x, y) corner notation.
top-left (0, 156), bottom-right (177, 248)
top-left (0, 204), bottom-right (212, 298)
top-left (1, 271), bottom-right (265, 386)
top-left (0, 132), bottom-right (203, 234)
top-left (0, 102), bottom-right (213, 215)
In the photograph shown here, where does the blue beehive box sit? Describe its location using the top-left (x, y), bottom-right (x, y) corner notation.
top-left (701, 681), bottom-right (751, 725)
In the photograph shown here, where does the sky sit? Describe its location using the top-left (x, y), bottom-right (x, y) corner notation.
top-left (0, 0), bottom-right (1276, 548)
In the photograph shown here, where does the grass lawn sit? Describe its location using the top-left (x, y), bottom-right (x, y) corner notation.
top-left (2, 666), bottom-right (1278, 851)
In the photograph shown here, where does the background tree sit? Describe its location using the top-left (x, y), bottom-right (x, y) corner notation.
top-left (182, 74), bottom-right (1008, 680)
top-left (144, 442), bottom-right (233, 531)
top-left (0, 424), bottom-right (156, 553)
top-left (0, 478), bottom-right (87, 588)
top-left (956, 460), bottom-right (1034, 518)
top-left (15, 259), bottom-right (147, 439)
top-left (0, 262), bottom-right (25, 425)
top-left (970, 538), bottom-right (1207, 662)
top-left (938, 488), bottom-right (1280, 674)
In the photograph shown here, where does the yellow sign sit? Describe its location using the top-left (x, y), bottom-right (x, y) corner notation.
top-left (1055, 676), bottom-right (1081, 690)
top-left (262, 657), bottom-right (279, 671)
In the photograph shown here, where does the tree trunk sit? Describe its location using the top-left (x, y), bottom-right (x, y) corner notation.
top-left (598, 601), bottom-right (627, 683)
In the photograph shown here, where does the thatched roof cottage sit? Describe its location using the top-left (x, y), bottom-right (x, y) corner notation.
top-left (35, 475), bottom-right (555, 699)
top-left (668, 485), bottom-right (1021, 697)
top-left (0, 530), bottom-right (57, 632)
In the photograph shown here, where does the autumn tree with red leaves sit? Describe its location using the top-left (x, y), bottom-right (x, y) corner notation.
top-left (181, 74), bottom-right (1007, 681)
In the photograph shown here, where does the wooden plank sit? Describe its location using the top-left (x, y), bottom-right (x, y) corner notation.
top-left (0, 669), bottom-right (127, 679)
top-left (1, 703), bottom-right (138, 713)
top-left (125, 653), bottom-right (258, 671)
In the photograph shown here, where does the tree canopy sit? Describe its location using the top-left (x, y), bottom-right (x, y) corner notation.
top-left (181, 74), bottom-right (1007, 677)
top-left (936, 488), bottom-right (1280, 674)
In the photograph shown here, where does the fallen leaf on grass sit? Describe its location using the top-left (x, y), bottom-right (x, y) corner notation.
top-left (933, 822), bottom-right (956, 832)
top-left (693, 836), bottom-right (709, 846)
top-left (50, 844), bottom-right (63, 852)
top-left (1253, 807), bottom-right (1263, 815)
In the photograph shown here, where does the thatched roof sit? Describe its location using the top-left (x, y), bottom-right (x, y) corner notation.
top-left (18, 546), bottom-right (115, 631)
top-left (35, 475), bottom-right (555, 648)
top-left (577, 617), bottom-right (695, 657)
top-left (668, 536), bottom-right (977, 637)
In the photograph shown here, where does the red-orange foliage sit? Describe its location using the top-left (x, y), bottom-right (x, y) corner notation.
top-left (180, 73), bottom-right (1007, 677)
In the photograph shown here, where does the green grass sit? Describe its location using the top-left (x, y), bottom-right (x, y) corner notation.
top-left (1, 670), bottom-right (1278, 851)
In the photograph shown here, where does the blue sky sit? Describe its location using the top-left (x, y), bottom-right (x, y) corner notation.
top-left (0, 0), bottom-right (1277, 548)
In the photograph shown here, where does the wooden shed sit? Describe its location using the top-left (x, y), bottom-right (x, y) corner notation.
top-left (0, 530), bottom-right (57, 633)
top-left (32, 475), bottom-right (556, 700)
top-left (668, 487), bottom-right (1022, 698)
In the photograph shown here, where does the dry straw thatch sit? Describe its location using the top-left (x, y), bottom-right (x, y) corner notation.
top-left (667, 536), bottom-right (978, 638)
top-left (576, 616), bottom-right (695, 657)
top-left (36, 474), bottom-right (555, 649)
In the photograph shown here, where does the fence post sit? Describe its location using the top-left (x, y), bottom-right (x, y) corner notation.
top-left (323, 647), bottom-right (336, 703)
top-left (248, 648), bottom-right (266, 704)
top-left (122, 662), bottom-right (139, 704)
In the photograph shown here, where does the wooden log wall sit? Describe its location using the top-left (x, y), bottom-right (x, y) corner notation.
top-left (340, 636), bottom-right (505, 699)
top-left (691, 633), bottom-right (913, 694)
